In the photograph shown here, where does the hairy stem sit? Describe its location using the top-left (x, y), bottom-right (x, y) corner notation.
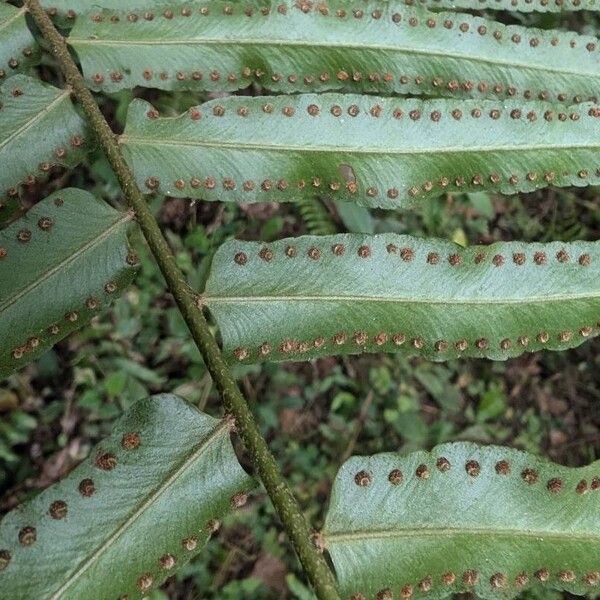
top-left (24, 2), bottom-right (340, 598)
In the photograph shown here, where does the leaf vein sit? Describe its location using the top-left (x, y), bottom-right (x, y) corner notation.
top-left (0, 6), bottom-right (26, 34)
top-left (120, 136), bottom-right (600, 156)
top-left (0, 89), bottom-right (70, 154)
top-left (0, 211), bottom-right (133, 315)
top-left (50, 420), bottom-right (230, 599)
top-left (324, 526), bottom-right (600, 545)
top-left (204, 292), bottom-right (600, 306)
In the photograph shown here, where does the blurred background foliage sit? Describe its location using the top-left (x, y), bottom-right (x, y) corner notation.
top-left (2, 7), bottom-right (600, 598)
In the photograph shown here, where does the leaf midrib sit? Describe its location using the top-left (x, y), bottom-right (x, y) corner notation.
top-left (49, 419), bottom-right (230, 599)
top-left (68, 35), bottom-right (599, 80)
top-left (203, 291), bottom-right (600, 307)
top-left (323, 525), bottom-right (600, 545)
top-left (0, 6), bottom-right (26, 33)
top-left (120, 135), bottom-right (600, 156)
top-left (0, 89), bottom-right (70, 154)
top-left (0, 211), bottom-right (133, 315)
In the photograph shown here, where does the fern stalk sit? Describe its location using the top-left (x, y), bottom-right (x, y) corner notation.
top-left (23, 2), bottom-right (340, 599)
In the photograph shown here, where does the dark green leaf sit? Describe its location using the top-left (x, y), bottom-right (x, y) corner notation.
top-left (0, 5), bottom-right (40, 80)
top-left (202, 234), bottom-right (600, 363)
top-left (322, 442), bottom-right (600, 599)
top-left (121, 94), bottom-right (600, 209)
top-left (0, 189), bottom-right (137, 380)
top-left (0, 75), bottom-right (89, 198)
top-left (0, 394), bottom-right (254, 599)
top-left (69, 1), bottom-right (600, 100)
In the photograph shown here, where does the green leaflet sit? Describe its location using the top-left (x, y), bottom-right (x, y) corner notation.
top-left (0, 4), bottom-right (40, 81)
top-left (69, 0), bottom-right (600, 100)
top-left (122, 94), bottom-right (600, 209)
top-left (0, 394), bottom-right (254, 600)
top-left (322, 442), bottom-right (600, 599)
top-left (0, 75), bottom-right (89, 201)
top-left (202, 234), bottom-right (600, 363)
top-left (0, 189), bottom-right (137, 381)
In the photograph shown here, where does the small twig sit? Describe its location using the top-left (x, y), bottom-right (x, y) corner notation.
top-left (341, 356), bottom-right (357, 379)
top-left (205, 204), bottom-right (226, 235)
top-left (212, 547), bottom-right (241, 589)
